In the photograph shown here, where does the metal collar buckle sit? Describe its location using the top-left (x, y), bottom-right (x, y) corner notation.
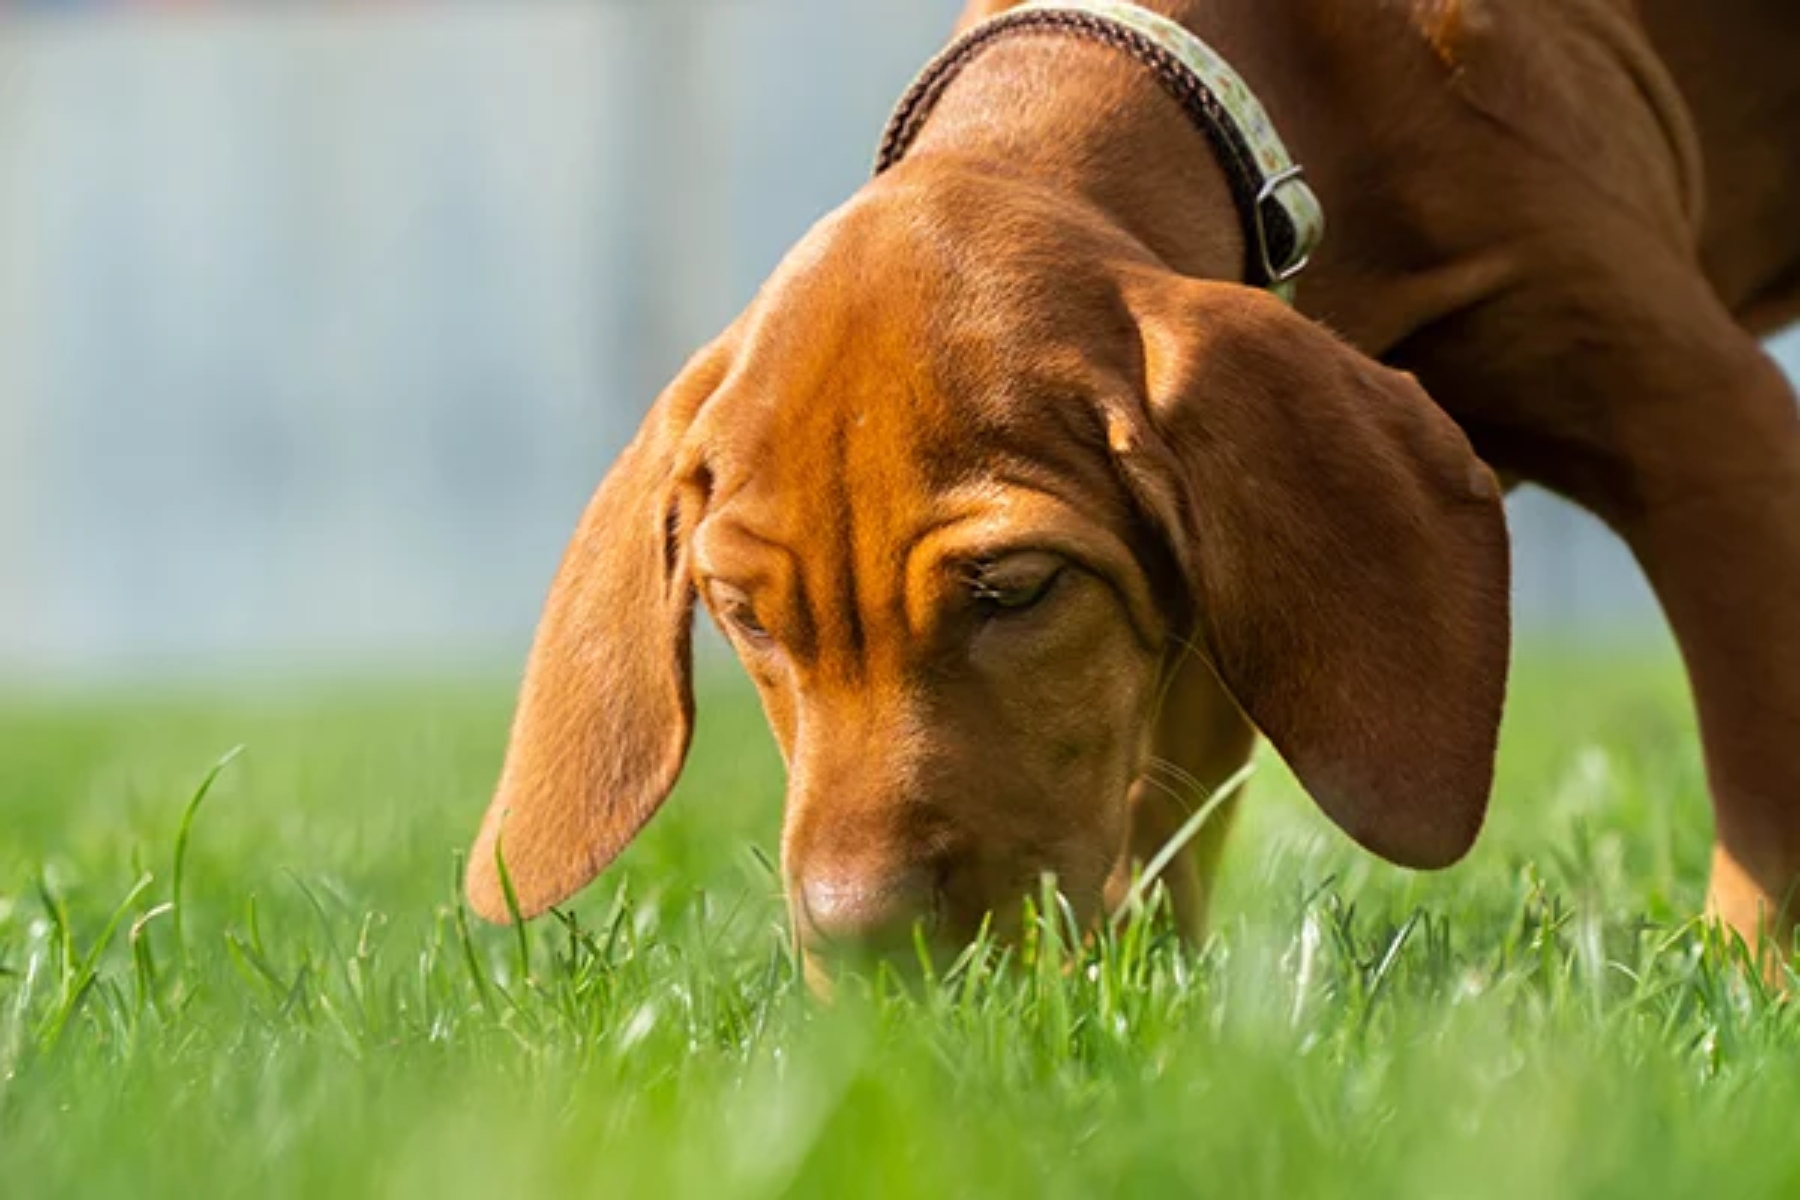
top-left (1254, 164), bottom-right (1314, 286)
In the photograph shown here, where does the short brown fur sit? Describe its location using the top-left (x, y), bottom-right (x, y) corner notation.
top-left (470, 0), bottom-right (1800, 976)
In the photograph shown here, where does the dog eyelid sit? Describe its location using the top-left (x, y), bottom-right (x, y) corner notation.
top-left (705, 581), bottom-right (774, 644)
top-left (726, 604), bottom-right (771, 641)
top-left (969, 560), bottom-right (1066, 613)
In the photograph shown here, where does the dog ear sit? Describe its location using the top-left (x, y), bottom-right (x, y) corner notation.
top-left (1114, 275), bottom-right (1510, 869)
top-left (466, 339), bottom-right (735, 923)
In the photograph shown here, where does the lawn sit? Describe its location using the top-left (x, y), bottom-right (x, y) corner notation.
top-left (2, 645), bottom-right (1797, 1199)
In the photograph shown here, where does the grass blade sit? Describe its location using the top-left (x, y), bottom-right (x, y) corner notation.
top-left (172, 745), bottom-right (245, 965)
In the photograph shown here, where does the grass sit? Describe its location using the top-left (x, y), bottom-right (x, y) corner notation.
top-left (2, 645), bottom-right (1798, 1198)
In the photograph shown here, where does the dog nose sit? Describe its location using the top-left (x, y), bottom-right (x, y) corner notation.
top-left (796, 869), bottom-right (939, 958)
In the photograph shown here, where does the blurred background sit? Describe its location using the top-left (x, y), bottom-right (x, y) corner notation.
top-left (1, 0), bottom-right (1795, 685)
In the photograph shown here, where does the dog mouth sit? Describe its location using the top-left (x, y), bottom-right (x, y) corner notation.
top-left (789, 853), bottom-right (1115, 982)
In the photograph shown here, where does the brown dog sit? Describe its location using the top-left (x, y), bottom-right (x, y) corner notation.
top-left (467, 0), bottom-right (1800, 976)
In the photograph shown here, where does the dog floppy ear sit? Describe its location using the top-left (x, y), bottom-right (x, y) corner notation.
top-left (466, 340), bottom-right (735, 922)
top-left (1114, 275), bottom-right (1510, 869)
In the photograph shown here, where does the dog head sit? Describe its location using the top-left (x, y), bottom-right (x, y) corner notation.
top-left (465, 163), bottom-right (1510, 975)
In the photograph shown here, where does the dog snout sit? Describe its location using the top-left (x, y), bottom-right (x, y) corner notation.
top-left (795, 866), bottom-right (941, 959)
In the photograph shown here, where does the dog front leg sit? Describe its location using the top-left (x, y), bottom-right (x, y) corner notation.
top-left (1614, 347), bottom-right (1800, 965)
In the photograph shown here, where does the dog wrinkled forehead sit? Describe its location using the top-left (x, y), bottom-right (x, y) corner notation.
top-left (684, 169), bottom-right (1158, 501)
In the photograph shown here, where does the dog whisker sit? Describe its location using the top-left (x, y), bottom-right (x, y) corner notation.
top-left (1144, 755), bottom-right (1207, 796)
top-left (1136, 769), bottom-right (1201, 816)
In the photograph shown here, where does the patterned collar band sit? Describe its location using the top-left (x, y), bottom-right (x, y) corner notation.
top-left (875, 0), bottom-right (1326, 302)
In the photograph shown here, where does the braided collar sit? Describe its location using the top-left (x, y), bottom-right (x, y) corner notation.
top-left (876, 0), bottom-right (1326, 302)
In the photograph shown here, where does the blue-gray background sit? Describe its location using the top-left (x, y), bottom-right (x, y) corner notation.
top-left (1, 1), bottom-right (1794, 683)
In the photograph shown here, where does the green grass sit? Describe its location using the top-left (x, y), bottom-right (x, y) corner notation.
top-left (2, 646), bottom-right (1798, 1199)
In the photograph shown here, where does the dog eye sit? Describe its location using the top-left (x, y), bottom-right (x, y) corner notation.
top-left (722, 601), bottom-right (771, 643)
top-left (708, 583), bottom-right (774, 645)
top-left (972, 567), bottom-right (1064, 615)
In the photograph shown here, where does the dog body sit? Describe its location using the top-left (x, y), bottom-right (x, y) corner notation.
top-left (470, 0), bottom-right (1800, 971)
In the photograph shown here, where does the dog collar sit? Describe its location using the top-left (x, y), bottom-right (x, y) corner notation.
top-left (876, 0), bottom-right (1325, 301)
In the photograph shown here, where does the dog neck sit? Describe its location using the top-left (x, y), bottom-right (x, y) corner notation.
top-left (916, 1), bottom-right (1519, 355)
top-left (908, 2), bottom-right (1290, 287)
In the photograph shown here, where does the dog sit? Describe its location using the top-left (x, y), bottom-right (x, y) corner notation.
top-left (467, 0), bottom-right (1800, 980)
